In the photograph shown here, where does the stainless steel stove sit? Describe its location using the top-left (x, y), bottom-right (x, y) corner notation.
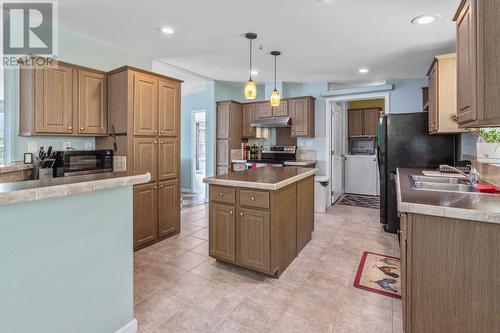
top-left (246, 145), bottom-right (296, 168)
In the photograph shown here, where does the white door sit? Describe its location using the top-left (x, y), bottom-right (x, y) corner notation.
top-left (331, 102), bottom-right (344, 203)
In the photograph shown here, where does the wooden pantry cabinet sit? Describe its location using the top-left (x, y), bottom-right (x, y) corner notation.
top-left (426, 53), bottom-right (464, 134)
top-left (96, 66), bottom-right (181, 250)
top-left (216, 101), bottom-right (242, 175)
top-left (20, 59), bottom-right (107, 136)
top-left (454, 0), bottom-right (500, 127)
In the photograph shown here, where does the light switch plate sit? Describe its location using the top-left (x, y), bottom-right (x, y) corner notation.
top-left (85, 141), bottom-right (93, 150)
top-left (63, 142), bottom-right (72, 150)
top-left (27, 142), bottom-right (38, 154)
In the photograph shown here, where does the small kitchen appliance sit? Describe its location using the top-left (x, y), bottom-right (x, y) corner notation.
top-left (53, 149), bottom-right (113, 177)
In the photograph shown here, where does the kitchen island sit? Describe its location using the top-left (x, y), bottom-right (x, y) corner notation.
top-left (204, 167), bottom-right (317, 277)
top-left (0, 172), bottom-right (150, 333)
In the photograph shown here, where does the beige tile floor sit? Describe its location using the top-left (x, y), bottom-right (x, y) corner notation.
top-left (134, 203), bottom-right (403, 333)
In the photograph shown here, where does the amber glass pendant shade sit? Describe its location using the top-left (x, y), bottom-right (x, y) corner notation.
top-left (244, 79), bottom-right (257, 100)
top-left (270, 89), bottom-right (281, 106)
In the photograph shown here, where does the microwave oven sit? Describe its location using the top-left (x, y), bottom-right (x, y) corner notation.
top-left (53, 150), bottom-right (113, 177)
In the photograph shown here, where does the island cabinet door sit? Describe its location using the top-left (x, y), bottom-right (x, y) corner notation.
top-left (158, 180), bottom-right (180, 238)
top-left (238, 208), bottom-right (270, 273)
top-left (134, 183), bottom-right (159, 248)
top-left (296, 177), bottom-right (314, 254)
top-left (209, 203), bottom-right (235, 262)
top-left (158, 138), bottom-right (178, 180)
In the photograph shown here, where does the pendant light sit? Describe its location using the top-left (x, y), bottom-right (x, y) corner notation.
top-left (244, 33), bottom-right (258, 100)
top-left (270, 51), bottom-right (281, 107)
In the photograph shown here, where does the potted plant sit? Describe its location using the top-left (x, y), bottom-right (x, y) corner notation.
top-left (477, 128), bottom-right (500, 163)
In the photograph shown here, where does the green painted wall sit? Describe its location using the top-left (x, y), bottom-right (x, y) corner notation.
top-left (0, 187), bottom-right (134, 333)
top-left (4, 28), bottom-right (153, 163)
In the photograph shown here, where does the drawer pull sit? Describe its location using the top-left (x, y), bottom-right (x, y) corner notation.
top-left (218, 192), bottom-right (223, 197)
top-left (68, 126), bottom-right (72, 130)
top-left (250, 196), bottom-right (255, 201)
top-left (229, 210), bottom-right (233, 214)
top-left (80, 127), bottom-right (84, 130)
top-left (240, 212), bottom-right (244, 216)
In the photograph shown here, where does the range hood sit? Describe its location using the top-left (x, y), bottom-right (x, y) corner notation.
top-left (251, 117), bottom-right (291, 128)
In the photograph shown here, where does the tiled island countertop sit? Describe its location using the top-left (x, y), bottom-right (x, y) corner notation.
top-left (0, 171), bottom-right (150, 206)
top-left (203, 167), bottom-right (318, 190)
top-left (396, 168), bottom-right (500, 223)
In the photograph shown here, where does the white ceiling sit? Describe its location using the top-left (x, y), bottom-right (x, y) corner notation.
top-left (58, 0), bottom-right (459, 83)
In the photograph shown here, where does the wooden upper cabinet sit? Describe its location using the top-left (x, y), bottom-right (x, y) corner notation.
top-left (428, 62), bottom-right (438, 133)
top-left (454, 0), bottom-right (500, 127)
top-left (363, 109), bottom-right (379, 137)
top-left (158, 179), bottom-right (180, 238)
top-left (134, 183), bottom-right (159, 248)
top-left (272, 101), bottom-right (288, 117)
top-left (20, 62), bottom-right (75, 135)
top-left (158, 138), bottom-right (178, 180)
top-left (238, 208), bottom-right (270, 272)
top-left (348, 109), bottom-right (364, 137)
top-left (289, 97), bottom-right (315, 137)
top-left (242, 104), bottom-right (256, 138)
top-left (78, 70), bottom-right (107, 135)
top-left (133, 74), bottom-right (159, 136)
top-left (217, 102), bottom-right (230, 139)
top-left (427, 54), bottom-right (464, 134)
top-left (256, 103), bottom-right (272, 119)
top-left (133, 137), bottom-right (158, 182)
top-left (159, 80), bottom-right (179, 137)
top-left (209, 203), bottom-right (235, 263)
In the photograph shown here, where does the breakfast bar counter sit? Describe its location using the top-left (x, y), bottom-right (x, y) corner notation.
top-left (204, 167), bottom-right (317, 277)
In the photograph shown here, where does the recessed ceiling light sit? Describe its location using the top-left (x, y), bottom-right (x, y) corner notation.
top-left (358, 68), bottom-right (369, 74)
top-left (411, 14), bottom-right (441, 25)
top-left (160, 26), bottom-right (175, 34)
top-left (251, 70), bottom-right (259, 75)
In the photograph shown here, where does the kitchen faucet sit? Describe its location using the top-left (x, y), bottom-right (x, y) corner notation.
top-left (442, 165), bottom-right (480, 186)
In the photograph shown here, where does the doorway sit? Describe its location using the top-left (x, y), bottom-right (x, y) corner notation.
top-left (326, 92), bottom-right (389, 206)
top-left (183, 110), bottom-right (206, 208)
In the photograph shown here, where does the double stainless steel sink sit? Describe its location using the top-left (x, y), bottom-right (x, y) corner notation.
top-left (410, 175), bottom-right (477, 193)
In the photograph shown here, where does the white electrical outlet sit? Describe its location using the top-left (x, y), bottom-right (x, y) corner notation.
top-left (63, 142), bottom-right (72, 150)
top-left (113, 156), bottom-right (127, 172)
top-left (85, 141), bottom-right (93, 150)
top-left (27, 142), bottom-right (38, 154)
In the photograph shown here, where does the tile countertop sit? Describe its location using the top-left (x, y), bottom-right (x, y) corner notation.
top-left (396, 168), bottom-right (500, 224)
top-left (0, 171), bottom-right (151, 206)
top-left (204, 167), bottom-right (318, 190)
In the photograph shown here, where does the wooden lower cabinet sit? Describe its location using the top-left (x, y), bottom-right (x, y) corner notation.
top-left (296, 177), bottom-right (314, 253)
top-left (209, 203), bottom-right (235, 262)
top-left (399, 212), bottom-right (500, 332)
top-left (158, 180), bottom-right (180, 238)
top-left (239, 208), bottom-right (270, 272)
top-left (133, 183), bottom-right (159, 248)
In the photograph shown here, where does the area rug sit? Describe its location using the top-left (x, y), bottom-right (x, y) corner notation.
top-left (338, 194), bottom-right (380, 209)
top-left (353, 251), bottom-right (401, 299)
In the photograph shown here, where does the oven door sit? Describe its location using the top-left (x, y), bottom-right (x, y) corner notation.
top-left (64, 150), bottom-right (113, 176)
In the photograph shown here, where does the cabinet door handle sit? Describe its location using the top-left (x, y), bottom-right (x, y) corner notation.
top-left (250, 196), bottom-right (255, 201)
top-left (153, 186), bottom-right (158, 190)
top-left (218, 192), bottom-right (223, 197)
top-left (68, 126), bottom-right (72, 130)
top-left (160, 129), bottom-right (164, 133)
top-left (154, 130), bottom-right (158, 133)
top-left (80, 127), bottom-right (84, 130)
top-left (229, 210), bottom-right (233, 215)
top-left (240, 212), bottom-right (244, 216)
top-left (160, 141), bottom-right (164, 144)
top-left (154, 141), bottom-right (158, 144)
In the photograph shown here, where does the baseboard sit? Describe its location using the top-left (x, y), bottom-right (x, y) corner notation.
top-left (115, 319), bottom-right (137, 333)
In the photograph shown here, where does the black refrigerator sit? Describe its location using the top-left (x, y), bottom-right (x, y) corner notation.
top-left (377, 112), bottom-right (456, 233)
